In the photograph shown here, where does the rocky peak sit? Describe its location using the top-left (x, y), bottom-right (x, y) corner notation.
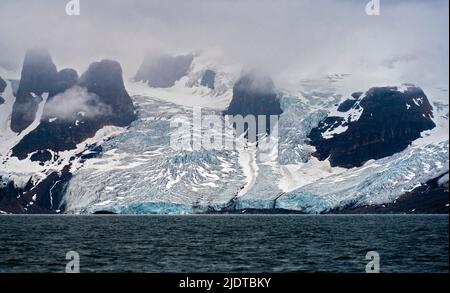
top-left (49, 68), bottom-right (79, 99)
top-left (225, 72), bottom-right (282, 116)
top-left (78, 59), bottom-right (135, 126)
top-left (308, 85), bottom-right (436, 168)
top-left (0, 76), bottom-right (5, 104)
top-left (0, 76), bottom-right (6, 93)
top-left (16, 48), bottom-right (57, 96)
top-left (224, 72), bottom-right (283, 137)
top-left (135, 54), bottom-right (193, 88)
top-left (11, 58), bottom-right (136, 160)
top-left (200, 69), bottom-right (216, 89)
top-left (11, 48), bottom-right (58, 133)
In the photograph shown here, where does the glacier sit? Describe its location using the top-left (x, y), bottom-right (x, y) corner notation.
top-left (1, 61), bottom-right (449, 214)
top-left (63, 95), bottom-right (246, 214)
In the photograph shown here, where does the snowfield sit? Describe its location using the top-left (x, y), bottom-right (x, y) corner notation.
top-left (1, 62), bottom-right (448, 214)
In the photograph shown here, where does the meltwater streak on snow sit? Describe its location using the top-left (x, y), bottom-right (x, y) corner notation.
top-left (225, 73), bottom-right (448, 212)
top-left (236, 140), bottom-right (258, 197)
top-left (0, 93), bottom-right (48, 186)
top-left (1, 125), bottom-right (126, 193)
top-left (0, 92), bottom-right (48, 156)
top-left (0, 79), bottom-right (127, 191)
top-left (0, 92), bottom-right (53, 189)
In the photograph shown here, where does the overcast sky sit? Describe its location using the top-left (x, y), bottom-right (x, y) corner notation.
top-left (0, 0), bottom-right (448, 88)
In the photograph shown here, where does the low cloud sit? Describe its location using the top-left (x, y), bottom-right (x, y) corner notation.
top-left (0, 0), bottom-right (448, 90)
top-left (43, 86), bottom-right (111, 121)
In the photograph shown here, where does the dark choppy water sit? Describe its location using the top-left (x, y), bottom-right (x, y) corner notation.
top-left (0, 215), bottom-right (448, 273)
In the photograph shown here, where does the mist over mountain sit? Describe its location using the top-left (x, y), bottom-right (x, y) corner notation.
top-left (0, 0), bottom-right (447, 89)
top-left (0, 76), bottom-right (6, 104)
top-left (11, 49), bottom-right (57, 133)
top-left (308, 86), bottom-right (436, 168)
top-left (0, 1), bottom-right (448, 215)
top-left (135, 54), bottom-right (194, 88)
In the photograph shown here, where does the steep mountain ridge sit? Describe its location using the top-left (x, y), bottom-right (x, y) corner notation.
top-left (11, 57), bottom-right (136, 160)
top-left (0, 50), bottom-right (136, 213)
top-left (308, 85), bottom-right (436, 168)
top-left (10, 49), bottom-right (57, 133)
top-left (0, 52), bottom-right (448, 214)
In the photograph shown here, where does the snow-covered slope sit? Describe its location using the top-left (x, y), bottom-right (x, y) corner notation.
top-left (64, 69), bottom-right (449, 214)
top-left (1, 55), bottom-right (448, 214)
top-left (127, 54), bottom-right (237, 110)
top-left (64, 96), bottom-right (245, 214)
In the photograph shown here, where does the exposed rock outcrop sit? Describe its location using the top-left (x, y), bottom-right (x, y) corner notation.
top-left (200, 69), bottom-right (216, 89)
top-left (0, 76), bottom-right (6, 93)
top-left (337, 92), bottom-right (362, 112)
top-left (78, 59), bottom-right (135, 126)
top-left (0, 76), bottom-right (5, 104)
top-left (11, 59), bottom-right (136, 160)
top-left (0, 169), bottom-right (71, 214)
top-left (49, 68), bottom-right (78, 98)
top-left (11, 49), bottom-right (58, 133)
top-left (224, 72), bottom-right (283, 137)
top-left (0, 177), bottom-right (24, 214)
top-left (135, 54), bottom-right (193, 88)
top-left (308, 85), bottom-right (436, 168)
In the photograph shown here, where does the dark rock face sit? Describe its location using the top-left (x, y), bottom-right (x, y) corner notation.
top-left (0, 76), bottom-right (5, 104)
top-left (200, 69), bottom-right (216, 89)
top-left (135, 54), bottom-right (193, 88)
top-left (11, 59), bottom-right (136, 160)
top-left (0, 76), bottom-right (6, 93)
top-left (79, 144), bottom-right (103, 161)
top-left (224, 73), bottom-right (283, 137)
top-left (308, 86), bottom-right (436, 168)
top-left (337, 98), bottom-right (357, 112)
top-left (78, 59), bottom-right (135, 126)
top-left (49, 68), bottom-right (78, 98)
top-left (30, 150), bottom-right (53, 162)
top-left (337, 92), bottom-right (364, 112)
top-left (30, 165), bottom-right (72, 211)
top-left (11, 49), bottom-right (58, 133)
top-left (0, 177), bottom-right (24, 213)
top-left (0, 169), bottom-right (71, 214)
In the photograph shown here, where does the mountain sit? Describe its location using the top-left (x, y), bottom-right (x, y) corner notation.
top-left (308, 85), bottom-right (436, 168)
top-left (12, 59), bottom-right (136, 160)
top-left (0, 50), bottom-right (136, 213)
top-left (10, 49), bottom-right (58, 133)
top-left (0, 76), bottom-right (6, 93)
top-left (224, 72), bottom-right (283, 137)
top-left (79, 60), bottom-right (136, 126)
top-left (135, 54), bottom-right (194, 88)
top-left (49, 68), bottom-right (78, 98)
top-left (200, 69), bottom-right (216, 89)
top-left (0, 76), bottom-right (6, 104)
top-left (0, 51), bottom-right (448, 214)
